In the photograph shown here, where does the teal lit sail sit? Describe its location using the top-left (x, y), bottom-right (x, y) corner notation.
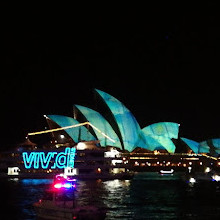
top-left (209, 138), bottom-right (220, 155)
top-left (140, 122), bottom-right (179, 153)
top-left (74, 105), bottom-right (122, 149)
top-left (136, 132), bottom-right (175, 152)
top-left (198, 140), bottom-right (210, 153)
top-left (212, 138), bottom-right (220, 155)
top-left (47, 115), bottom-right (96, 143)
top-left (181, 138), bottom-right (220, 155)
top-left (212, 138), bottom-right (220, 148)
top-left (180, 137), bottom-right (199, 154)
top-left (142, 122), bottom-right (179, 139)
top-left (198, 139), bottom-right (220, 156)
top-left (152, 136), bottom-right (176, 152)
top-left (95, 89), bottom-right (142, 152)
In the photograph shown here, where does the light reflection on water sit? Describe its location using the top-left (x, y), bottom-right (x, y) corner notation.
top-left (21, 179), bottom-right (53, 186)
top-left (1, 172), bottom-right (220, 219)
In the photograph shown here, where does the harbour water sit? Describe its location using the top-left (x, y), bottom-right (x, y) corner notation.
top-left (1, 172), bottom-right (220, 219)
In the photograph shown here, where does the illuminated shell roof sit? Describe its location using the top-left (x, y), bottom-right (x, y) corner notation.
top-left (136, 132), bottom-right (175, 152)
top-left (95, 89), bottom-right (142, 152)
top-left (47, 115), bottom-right (96, 143)
top-left (180, 137), bottom-right (199, 154)
top-left (142, 122), bottom-right (179, 139)
top-left (199, 138), bottom-right (220, 155)
top-left (211, 138), bottom-right (220, 148)
top-left (140, 122), bottom-right (179, 153)
top-left (198, 140), bottom-right (210, 153)
top-left (181, 138), bottom-right (220, 155)
top-left (74, 105), bottom-right (122, 149)
top-left (45, 90), bottom-right (204, 154)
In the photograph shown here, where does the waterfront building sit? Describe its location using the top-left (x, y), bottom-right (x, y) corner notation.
top-left (0, 89), bottom-right (220, 178)
top-left (44, 89), bottom-right (220, 157)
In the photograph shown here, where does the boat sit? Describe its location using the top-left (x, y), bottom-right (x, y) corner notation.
top-left (34, 191), bottom-right (106, 219)
top-left (34, 178), bottom-right (106, 220)
top-left (159, 169), bottom-right (174, 174)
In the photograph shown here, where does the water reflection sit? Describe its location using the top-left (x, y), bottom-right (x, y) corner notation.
top-left (1, 173), bottom-right (220, 219)
top-left (21, 179), bottom-right (53, 185)
top-left (8, 178), bottom-right (19, 182)
top-left (102, 179), bottom-right (133, 219)
top-left (104, 179), bottom-right (131, 192)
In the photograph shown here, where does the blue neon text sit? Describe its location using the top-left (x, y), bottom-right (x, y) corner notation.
top-left (22, 148), bottom-right (76, 169)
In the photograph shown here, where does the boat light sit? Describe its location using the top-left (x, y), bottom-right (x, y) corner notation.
top-left (63, 183), bottom-right (72, 188)
top-left (54, 183), bottom-right (62, 189)
top-left (205, 167), bottom-right (211, 173)
top-left (212, 175), bottom-right (220, 182)
top-left (189, 177), bottom-right (196, 184)
top-left (54, 181), bottom-right (76, 189)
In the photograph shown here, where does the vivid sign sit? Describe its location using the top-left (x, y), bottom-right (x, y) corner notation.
top-left (22, 147), bottom-right (76, 169)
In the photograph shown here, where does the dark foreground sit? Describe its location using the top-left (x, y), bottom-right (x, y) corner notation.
top-left (0, 172), bottom-right (220, 219)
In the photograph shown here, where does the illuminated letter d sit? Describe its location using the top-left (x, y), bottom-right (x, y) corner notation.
top-left (55, 148), bottom-right (69, 169)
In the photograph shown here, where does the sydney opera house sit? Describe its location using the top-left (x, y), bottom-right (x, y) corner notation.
top-left (44, 89), bottom-right (220, 157)
top-left (1, 89), bottom-right (220, 177)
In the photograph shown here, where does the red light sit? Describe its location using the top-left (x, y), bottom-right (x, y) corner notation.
top-left (54, 182), bottom-right (76, 189)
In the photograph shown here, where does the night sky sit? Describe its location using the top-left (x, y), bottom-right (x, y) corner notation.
top-left (1, 5), bottom-right (220, 149)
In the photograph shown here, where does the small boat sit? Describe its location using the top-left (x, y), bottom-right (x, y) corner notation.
top-left (34, 190), bottom-right (106, 220)
top-left (34, 177), bottom-right (106, 220)
top-left (159, 169), bottom-right (174, 174)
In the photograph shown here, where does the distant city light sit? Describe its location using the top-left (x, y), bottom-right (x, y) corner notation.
top-left (205, 167), bottom-right (211, 173)
top-left (189, 177), bottom-right (196, 184)
top-left (104, 149), bottom-right (121, 158)
top-left (76, 142), bottom-right (86, 150)
top-left (212, 175), bottom-right (220, 182)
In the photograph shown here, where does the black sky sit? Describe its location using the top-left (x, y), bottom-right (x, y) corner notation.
top-left (1, 5), bottom-right (220, 149)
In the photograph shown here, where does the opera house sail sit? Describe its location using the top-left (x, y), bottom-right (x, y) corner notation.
top-left (95, 89), bottom-right (143, 152)
top-left (46, 115), bottom-right (96, 143)
top-left (180, 137), bottom-right (199, 154)
top-left (41, 90), bottom-right (181, 153)
top-left (74, 105), bottom-right (122, 149)
top-left (141, 122), bottom-right (180, 153)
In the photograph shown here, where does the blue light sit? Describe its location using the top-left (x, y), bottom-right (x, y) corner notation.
top-left (63, 183), bottom-right (72, 188)
top-left (39, 152), bottom-right (56, 169)
top-left (22, 152), bottom-right (35, 169)
top-left (22, 147), bottom-right (76, 169)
